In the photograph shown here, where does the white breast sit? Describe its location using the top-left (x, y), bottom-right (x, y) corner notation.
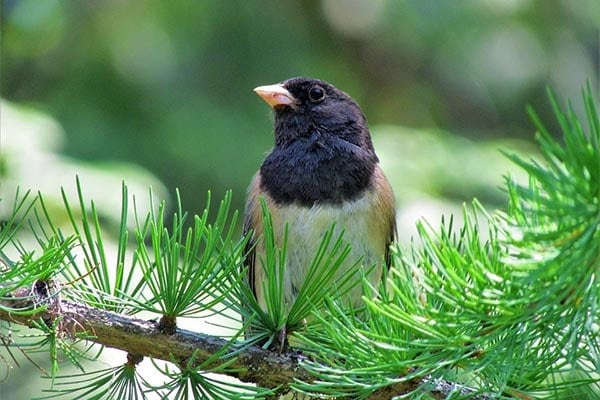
top-left (273, 191), bottom-right (385, 307)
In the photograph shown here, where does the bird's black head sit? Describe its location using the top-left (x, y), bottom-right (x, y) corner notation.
top-left (254, 77), bottom-right (376, 153)
top-left (254, 77), bottom-right (379, 205)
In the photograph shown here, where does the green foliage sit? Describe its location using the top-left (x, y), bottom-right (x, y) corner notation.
top-left (36, 364), bottom-right (147, 400)
top-left (292, 87), bottom-right (599, 398)
top-left (32, 179), bottom-right (146, 313)
top-left (0, 86), bottom-right (599, 398)
top-left (0, 237), bottom-right (74, 315)
top-left (0, 190), bottom-right (74, 315)
top-left (130, 189), bottom-right (245, 321)
top-left (28, 317), bottom-right (100, 381)
top-left (0, 187), bottom-right (264, 398)
top-left (148, 346), bottom-right (273, 400)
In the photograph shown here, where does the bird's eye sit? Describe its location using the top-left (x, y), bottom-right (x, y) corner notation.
top-left (308, 86), bottom-right (325, 102)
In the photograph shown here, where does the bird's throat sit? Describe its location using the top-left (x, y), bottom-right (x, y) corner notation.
top-left (260, 139), bottom-right (377, 206)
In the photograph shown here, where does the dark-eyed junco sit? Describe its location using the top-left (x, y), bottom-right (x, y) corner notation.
top-left (245, 77), bottom-right (396, 312)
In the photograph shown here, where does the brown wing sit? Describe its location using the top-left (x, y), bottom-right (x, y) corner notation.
top-left (385, 215), bottom-right (397, 269)
top-left (242, 173), bottom-right (263, 298)
top-left (371, 164), bottom-right (397, 270)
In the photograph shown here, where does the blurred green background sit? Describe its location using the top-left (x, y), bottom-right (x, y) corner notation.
top-left (2, 0), bottom-right (597, 225)
top-left (0, 0), bottom-right (599, 398)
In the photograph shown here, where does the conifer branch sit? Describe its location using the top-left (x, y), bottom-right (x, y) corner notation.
top-left (0, 287), bottom-right (493, 399)
top-left (0, 287), bottom-right (308, 388)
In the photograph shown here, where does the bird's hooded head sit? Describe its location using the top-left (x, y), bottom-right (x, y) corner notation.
top-left (254, 77), bottom-right (376, 155)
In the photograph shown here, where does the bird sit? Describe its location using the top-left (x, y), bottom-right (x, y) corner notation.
top-left (244, 77), bottom-right (396, 319)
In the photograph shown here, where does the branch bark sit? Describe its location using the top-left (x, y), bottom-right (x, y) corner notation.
top-left (0, 287), bottom-right (491, 399)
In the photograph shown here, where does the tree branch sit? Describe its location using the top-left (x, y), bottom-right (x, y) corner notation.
top-left (0, 287), bottom-right (491, 399)
top-left (1, 287), bottom-right (308, 389)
